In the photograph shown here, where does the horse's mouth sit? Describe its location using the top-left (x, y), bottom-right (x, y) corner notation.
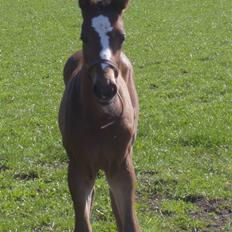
top-left (97, 96), bottom-right (115, 105)
top-left (93, 80), bottom-right (118, 106)
top-left (94, 87), bottom-right (117, 106)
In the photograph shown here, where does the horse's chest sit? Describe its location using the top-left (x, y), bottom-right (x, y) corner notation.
top-left (73, 121), bottom-right (133, 160)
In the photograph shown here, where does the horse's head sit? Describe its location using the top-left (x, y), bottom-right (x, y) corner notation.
top-left (79, 0), bottom-right (129, 104)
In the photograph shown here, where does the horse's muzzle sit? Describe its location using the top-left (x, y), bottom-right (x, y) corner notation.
top-left (93, 81), bottom-right (117, 105)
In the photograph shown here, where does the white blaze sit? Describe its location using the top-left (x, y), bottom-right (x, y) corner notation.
top-left (91, 15), bottom-right (113, 69)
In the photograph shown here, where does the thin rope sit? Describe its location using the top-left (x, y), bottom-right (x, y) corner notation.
top-left (100, 91), bottom-right (124, 130)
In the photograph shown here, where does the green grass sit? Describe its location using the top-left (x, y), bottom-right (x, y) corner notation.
top-left (1, 0), bottom-right (232, 231)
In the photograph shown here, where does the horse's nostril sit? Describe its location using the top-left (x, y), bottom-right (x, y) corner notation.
top-left (93, 84), bottom-right (102, 99)
top-left (111, 84), bottom-right (117, 97)
top-left (93, 83), bottom-right (117, 103)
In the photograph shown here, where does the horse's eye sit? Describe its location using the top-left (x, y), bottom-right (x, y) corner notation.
top-left (110, 30), bottom-right (126, 44)
top-left (80, 28), bottom-right (88, 43)
top-left (113, 31), bottom-right (126, 43)
top-left (80, 33), bottom-right (88, 44)
top-left (81, 23), bottom-right (88, 44)
top-left (118, 32), bottom-right (126, 43)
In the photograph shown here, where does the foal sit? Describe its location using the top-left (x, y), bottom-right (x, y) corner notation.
top-left (59, 0), bottom-right (140, 231)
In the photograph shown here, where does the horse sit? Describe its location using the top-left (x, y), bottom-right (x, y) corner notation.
top-left (58, 0), bottom-right (140, 231)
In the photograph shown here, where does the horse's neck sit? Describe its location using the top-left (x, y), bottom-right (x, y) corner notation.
top-left (79, 70), bottom-right (103, 119)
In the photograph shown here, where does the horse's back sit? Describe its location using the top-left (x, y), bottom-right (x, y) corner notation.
top-left (59, 51), bottom-right (83, 138)
top-left (63, 50), bottom-right (83, 86)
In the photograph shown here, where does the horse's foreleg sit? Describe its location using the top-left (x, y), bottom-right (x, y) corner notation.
top-left (107, 157), bottom-right (141, 232)
top-left (68, 161), bottom-right (96, 232)
top-left (109, 190), bottom-right (123, 232)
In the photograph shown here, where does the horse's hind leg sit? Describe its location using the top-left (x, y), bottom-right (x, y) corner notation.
top-left (68, 161), bottom-right (97, 232)
top-left (107, 157), bottom-right (141, 232)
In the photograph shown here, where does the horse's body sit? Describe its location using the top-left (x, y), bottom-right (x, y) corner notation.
top-left (59, 1), bottom-right (140, 231)
top-left (60, 51), bottom-right (138, 171)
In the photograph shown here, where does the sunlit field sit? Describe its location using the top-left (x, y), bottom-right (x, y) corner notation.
top-left (0, 0), bottom-right (232, 231)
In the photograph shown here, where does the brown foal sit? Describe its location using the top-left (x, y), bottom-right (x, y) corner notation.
top-left (58, 0), bottom-right (140, 231)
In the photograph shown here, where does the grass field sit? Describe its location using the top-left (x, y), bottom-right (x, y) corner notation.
top-left (1, 0), bottom-right (232, 231)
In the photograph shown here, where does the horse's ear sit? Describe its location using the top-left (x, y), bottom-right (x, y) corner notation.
top-left (111, 0), bottom-right (129, 11)
top-left (79, 0), bottom-right (129, 11)
top-left (78, 0), bottom-right (91, 10)
top-left (79, 0), bottom-right (112, 9)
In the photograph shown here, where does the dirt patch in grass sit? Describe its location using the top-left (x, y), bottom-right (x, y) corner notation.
top-left (0, 159), bottom-right (9, 172)
top-left (13, 170), bottom-right (39, 181)
top-left (184, 195), bottom-right (232, 231)
top-left (0, 164), bottom-right (9, 172)
top-left (137, 169), bottom-right (178, 200)
top-left (137, 172), bottom-right (232, 231)
top-left (136, 170), bottom-right (167, 214)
